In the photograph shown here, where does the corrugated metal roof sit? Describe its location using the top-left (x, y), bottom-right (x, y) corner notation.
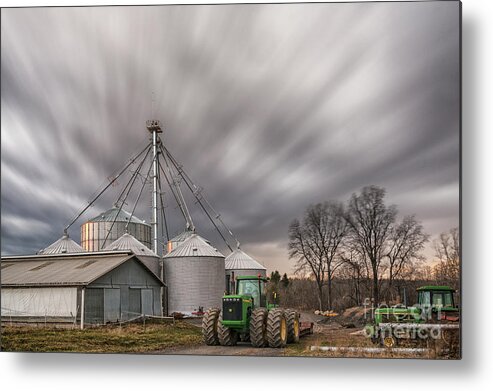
top-left (38, 235), bottom-right (84, 255)
top-left (169, 230), bottom-right (194, 243)
top-left (164, 234), bottom-right (224, 258)
top-left (103, 233), bottom-right (158, 257)
top-left (1, 252), bottom-right (164, 287)
top-left (225, 249), bottom-right (266, 271)
top-left (87, 207), bottom-right (149, 225)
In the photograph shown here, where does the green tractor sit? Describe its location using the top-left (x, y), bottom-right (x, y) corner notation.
top-left (368, 285), bottom-right (460, 348)
top-left (202, 275), bottom-right (300, 348)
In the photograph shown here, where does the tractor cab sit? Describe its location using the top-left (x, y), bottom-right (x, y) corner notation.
top-left (416, 286), bottom-right (456, 310)
top-left (415, 285), bottom-right (459, 322)
top-left (236, 275), bottom-right (267, 308)
top-left (220, 275), bottom-right (273, 330)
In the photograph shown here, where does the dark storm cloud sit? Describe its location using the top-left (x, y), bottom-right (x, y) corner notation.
top-left (1, 2), bottom-right (460, 273)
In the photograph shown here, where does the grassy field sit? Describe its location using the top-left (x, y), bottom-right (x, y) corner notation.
top-left (1, 321), bottom-right (202, 353)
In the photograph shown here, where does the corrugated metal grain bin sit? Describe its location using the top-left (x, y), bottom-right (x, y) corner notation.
top-left (225, 248), bottom-right (266, 294)
top-left (81, 207), bottom-right (151, 251)
top-left (38, 234), bottom-right (84, 254)
top-left (163, 233), bottom-right (225, 314)
top-left (166, 229), bottom-right (194, 253)
top-left (104, 233), bottom-right (161, 278)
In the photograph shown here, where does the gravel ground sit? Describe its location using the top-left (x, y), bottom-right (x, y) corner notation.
top-left (166, 310), bottom-right (359, 357)
top-left (166, 342), bottom-right (285, 356)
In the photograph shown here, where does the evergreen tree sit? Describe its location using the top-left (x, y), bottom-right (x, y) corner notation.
top-left (281, 273), bottom-right (290, 288)
top-left (270, 270), bottom-right (281, 285)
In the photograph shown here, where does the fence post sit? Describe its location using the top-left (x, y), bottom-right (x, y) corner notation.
top-left (80, 288), bottom-right (85, 330)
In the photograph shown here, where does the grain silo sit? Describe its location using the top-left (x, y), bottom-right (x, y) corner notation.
top-left (103, 233), bottom-right (160, 278)
top-left (225, 248), bottom-right (267, 294)
top-left (81, 207), bottom-right (151, 251)
top-left (163, 233), bottom-right (225, 314)
top-left (166, 229), bottom-right (194, 253)
top-left (38, 234), bottom-right (84, 255)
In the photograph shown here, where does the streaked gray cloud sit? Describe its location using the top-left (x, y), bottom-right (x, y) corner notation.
top-left (1, 2), bottom-right (460, 273)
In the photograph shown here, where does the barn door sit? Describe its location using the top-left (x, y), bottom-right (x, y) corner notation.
top-left (104, 288), bottom-right (121, 323)
top-left (141, 289), bottom-right (153, 316)
top-left (129, 288), bottom-right (142, 317)
top-left (84, 288), bottom-right (104, 324)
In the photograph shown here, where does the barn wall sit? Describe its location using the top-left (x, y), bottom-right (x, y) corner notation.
top-left (1, 287), bottom-right (77, 318)
top-left (85, 259), bottom-right (163, 323)
top-left (135, 255), bottom-right (162, 279)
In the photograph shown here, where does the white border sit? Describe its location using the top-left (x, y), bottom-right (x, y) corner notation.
top-left (1, 0), bottom-right (492, 389)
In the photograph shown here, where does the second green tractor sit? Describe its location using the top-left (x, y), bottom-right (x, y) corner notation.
top-left (202, 275), bottom-right (300, 348)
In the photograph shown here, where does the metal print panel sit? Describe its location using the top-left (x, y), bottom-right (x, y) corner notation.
top-left (1, 1), bottom-right (461, 359)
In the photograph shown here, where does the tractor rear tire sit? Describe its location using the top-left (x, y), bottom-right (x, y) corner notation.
top-left (267, 308), bottom-right (288, 348)
top-left (285, 309), bottom-right (300, 343)
top-left (218, 313), bottom-right (238, 346)
top-left (202, 308), bottom-right (220, 346)
top-left (250, 308), bottom-right (268, 348)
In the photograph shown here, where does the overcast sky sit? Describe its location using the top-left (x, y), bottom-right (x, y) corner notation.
top-left (1, 2), bottom-right (460, 274)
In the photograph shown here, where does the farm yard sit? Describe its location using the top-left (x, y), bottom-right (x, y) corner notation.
top-left (1, 309), bottom-right (459, 359)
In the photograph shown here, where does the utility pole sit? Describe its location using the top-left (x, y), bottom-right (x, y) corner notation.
top-left (146, 119), bottom-right (162, 254)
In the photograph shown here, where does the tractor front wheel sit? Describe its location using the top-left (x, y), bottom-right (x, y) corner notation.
top-left (267, 309), bottom-right (288, 348)
top-left (250, 308), bottom-right (268, 347)
top-left (202, 308), bottom-right (220, 346)
top-left (285, 309), bottom-right (300, 343)
top-left (218, 313), bottom-right (238, 346)
top-left (381, 335), bottom-right (398, 348)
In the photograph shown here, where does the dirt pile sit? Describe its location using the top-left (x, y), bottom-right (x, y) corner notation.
top-left (317, 306), bottom-right (373, 328)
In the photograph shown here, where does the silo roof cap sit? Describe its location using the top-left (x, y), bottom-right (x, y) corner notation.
top-left (38, 234), bottom-right (84, 255)
top-left (87, 207), bottom-right (149, 226)
top-left (169, 229), bottom-right (195, 243)
top-left (164, 234), bottom-right (224, 258)
top-left (103, 233), bottom-right (158, 257)
top-left (225, 248), bottom-right (266, 271)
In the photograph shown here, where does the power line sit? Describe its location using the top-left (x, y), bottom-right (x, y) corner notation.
top-left (160, 143), bottom-right (237, 252)
top-left (64, 142), bottom-right (152, 233)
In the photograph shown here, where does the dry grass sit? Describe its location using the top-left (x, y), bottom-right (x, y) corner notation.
top-left (1, 321), bottom-right (202, 353)
top-left (283, 326), bottom-right (459, 359)
top-left (283, 327), bottom-right (379, 358)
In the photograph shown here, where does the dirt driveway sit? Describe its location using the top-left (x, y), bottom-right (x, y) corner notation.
top-left (167, 342), bottom-right (285, 356)
top-left (164, 311), bottom-right (359, 357)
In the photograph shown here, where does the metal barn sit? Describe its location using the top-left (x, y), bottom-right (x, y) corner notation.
top-left (1, 251), bottom-right (164, 327)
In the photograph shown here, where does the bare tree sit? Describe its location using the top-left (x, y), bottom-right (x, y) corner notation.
top-left (288, 202), bottom-right (348, 310)
top-left (385, 215), bottom-right (429, 302)
top-left (433, 227), bottom-right (460, 282)
top-left (345, 186), bottom-right (397, 305)
top-left (289, 216), bottom-right (326, 310)
top-left (323, 202), bottom-right (349, 310)
top-left (338, 249), bottom-right (364, 306)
